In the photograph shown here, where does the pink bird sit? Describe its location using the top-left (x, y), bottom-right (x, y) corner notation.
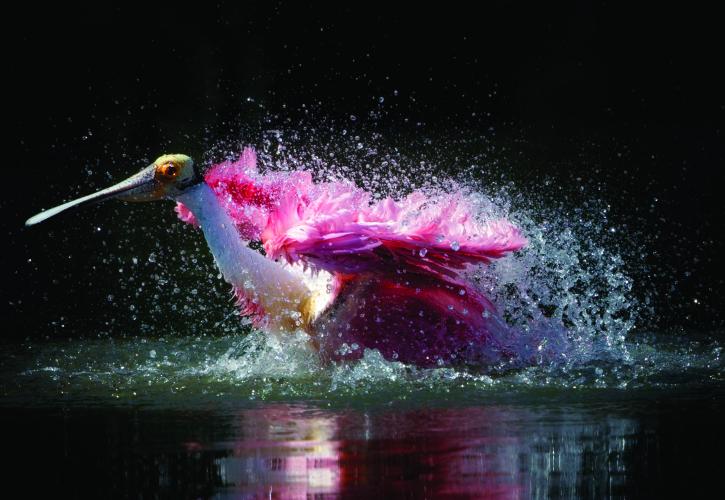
top-left (26, 148), bottom-right (526, 366)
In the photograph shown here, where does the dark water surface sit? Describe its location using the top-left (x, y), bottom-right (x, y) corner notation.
top-left (2, 335), bottom-right (723, 498)
top-left (3, 391), bottom-right (723, 498)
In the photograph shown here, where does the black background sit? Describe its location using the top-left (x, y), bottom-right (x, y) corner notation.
top-left (2, 1), bottom-right (723, 340)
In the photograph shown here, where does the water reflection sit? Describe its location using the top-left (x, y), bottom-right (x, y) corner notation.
top-left (173, 404), bottom-right (638, 498)
top-left (211, 406), bottom-right (342, 497)
top-left (10, 396), bottom-right (722, 498)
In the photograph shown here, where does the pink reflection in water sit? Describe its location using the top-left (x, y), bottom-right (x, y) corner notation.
top-left (198, 405), bottom-right (574, 498)
top-left (218, 406), bottom-right (343, 498)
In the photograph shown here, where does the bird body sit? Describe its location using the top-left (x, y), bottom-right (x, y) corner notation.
top-left (27, 148), bottom-right (526, 367)
top-left (176, 148), bottom-right (526, 366)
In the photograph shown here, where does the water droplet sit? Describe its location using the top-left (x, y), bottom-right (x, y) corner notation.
top-left (419, 248), bottom-right (428, 257)
top-left (450, 241), bottom-right (460, 251)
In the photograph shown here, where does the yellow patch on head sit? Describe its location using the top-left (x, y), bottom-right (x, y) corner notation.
top-left (153, 154), bottom-right (195, 185)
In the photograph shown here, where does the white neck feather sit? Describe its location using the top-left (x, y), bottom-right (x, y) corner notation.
top-left (177, 183), bottom-right (312, 331)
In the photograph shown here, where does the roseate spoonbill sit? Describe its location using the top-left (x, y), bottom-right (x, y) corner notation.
top-left (26, 148), bottom-right (526, 366)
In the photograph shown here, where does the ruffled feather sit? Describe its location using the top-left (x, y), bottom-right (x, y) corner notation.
top-left (177, 147), bottom-right (526, 283)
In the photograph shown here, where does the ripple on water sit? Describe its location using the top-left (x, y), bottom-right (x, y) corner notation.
top-left (2, 329), bottom-right (722, 409)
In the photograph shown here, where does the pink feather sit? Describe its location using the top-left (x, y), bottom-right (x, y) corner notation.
top-left (176, 147), bottom-right (527, 365)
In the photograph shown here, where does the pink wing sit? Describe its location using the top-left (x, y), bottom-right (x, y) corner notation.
top-left (175, 148), bottom-right (526, 287)
top-left (265, 190), bottom-right (527, 281)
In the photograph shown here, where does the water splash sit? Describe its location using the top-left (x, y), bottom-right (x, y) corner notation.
top-left (4, 328), bottom-right (722, 409)
top-left (234, 127), bottom-right (642, 369)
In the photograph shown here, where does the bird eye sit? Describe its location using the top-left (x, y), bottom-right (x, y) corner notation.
top-left (160, 163), bottom-right (177, 178)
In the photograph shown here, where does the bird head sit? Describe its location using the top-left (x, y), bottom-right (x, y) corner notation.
top-left (25, 154), bottom-right (202, 226)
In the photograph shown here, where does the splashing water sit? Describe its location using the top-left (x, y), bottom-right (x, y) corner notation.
top-left (4, 328), bottom-right (722, 409)
top-left (237, 130), bottom-right (639, 370)
top-left (8, 122), bottom-right (722, 407)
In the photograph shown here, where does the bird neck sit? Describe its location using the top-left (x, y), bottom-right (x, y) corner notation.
top-left (176, 183), bottom-right (313, 332)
